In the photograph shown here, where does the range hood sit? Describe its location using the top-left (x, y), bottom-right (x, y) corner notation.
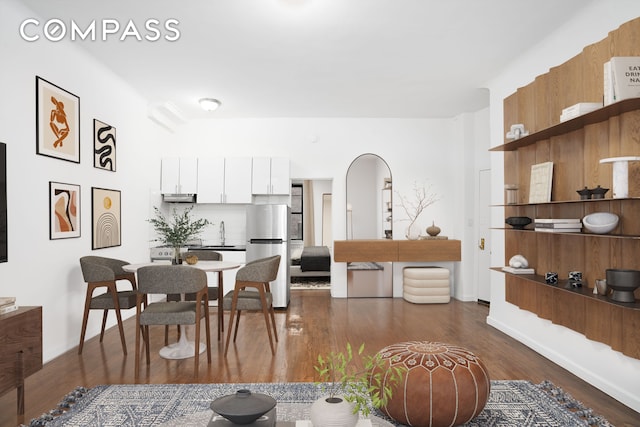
top-left (162, 193), bottom-right (196, 203)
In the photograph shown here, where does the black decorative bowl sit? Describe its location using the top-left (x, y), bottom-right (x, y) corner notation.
top-left (210, 389), bottom-right (276, 424)
top-left (505, 216), bottom-right (532, 229)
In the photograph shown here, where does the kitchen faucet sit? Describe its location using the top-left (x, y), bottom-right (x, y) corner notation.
top-left (220, 221), bottom-right (225, 246)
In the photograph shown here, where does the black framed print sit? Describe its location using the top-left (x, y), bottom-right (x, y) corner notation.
top-left (94, 119), bottom-right (116, 171)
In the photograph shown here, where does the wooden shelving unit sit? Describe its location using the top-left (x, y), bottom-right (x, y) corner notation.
top-left (494, 17), bottom-right (640, 360)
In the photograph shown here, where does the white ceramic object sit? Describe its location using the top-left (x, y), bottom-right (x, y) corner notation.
top-left (310, 396), bottom-right (358, 427)
top-left (508, 254), bottom-right (529, 269)
top-left (582, 212), bottom-right (619, 234)
top-left (599, 156), bottom-right (640, 198)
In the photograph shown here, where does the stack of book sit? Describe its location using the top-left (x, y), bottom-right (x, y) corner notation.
top-left (0, 297), bottom-right (17, 315)
top-left (502, 266), bottom-right (535, 274)
top-left (534, 218), bottom-right (582, 233)
top-left (559, 102), bottom-right (602, 122)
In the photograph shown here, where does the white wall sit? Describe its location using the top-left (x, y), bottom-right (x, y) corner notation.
top-left (0, 0), bottom-right (168, 361)
top-left (486, 2), bottom-right (640, 412)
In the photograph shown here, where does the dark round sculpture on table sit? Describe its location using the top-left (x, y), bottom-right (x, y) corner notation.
top-left (371, 341), bottom-right (490, 427)
top-left (505, 216), bottom-right (532, 229)
top-left (210, 389), bottom-right (276, 424)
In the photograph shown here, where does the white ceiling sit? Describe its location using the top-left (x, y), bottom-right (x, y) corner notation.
top-left (20, 0), bottom-right (595, 119)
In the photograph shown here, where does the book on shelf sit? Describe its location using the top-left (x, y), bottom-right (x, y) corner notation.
top-left (0, 296), bottom-right (16, 308)
top-left (535, 227), bottom-right (582, 233)
top-left (609, 56), bottom-right (640, 103)
top-left (560, 102), bottom-right (602, 122)
top-left (502, 266), bottom-right (535, 274)
top-left (0, 304), bottom-right (18, 315)
top-left (534, 218), bottom-right (581, 224)
top-left (604, 60), bottom-right (614, 106)
top-left (534, 222), bottom-right (583, 229)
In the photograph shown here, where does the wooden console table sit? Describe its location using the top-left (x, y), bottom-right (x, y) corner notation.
top-left (334, 239), bottom-right (461, 262)
top-left (0, 306), bottom-right (43, 416)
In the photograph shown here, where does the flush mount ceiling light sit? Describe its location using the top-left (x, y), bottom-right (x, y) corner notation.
top-left (199, 98), bottom-right (221, 112)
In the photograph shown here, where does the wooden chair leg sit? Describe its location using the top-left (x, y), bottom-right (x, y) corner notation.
top-left (78, 285), bottom-right (95, 355)
top-left (204, 302), bottom-right (212, 363)
top-left (107, 283), bottom-right (127, 355)
top-left (224, 293), bottom-right (239, 356)
top-left (269, 305), bottom-right (278, 342)
top-left (259, 291), bottom-right (276, 355)
top-left (233, 310), bottom-right (241, 342)
top-left (99, 310), bottom-right (108, 342)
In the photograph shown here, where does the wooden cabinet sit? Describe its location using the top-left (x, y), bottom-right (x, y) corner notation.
top-left (252, 157), bottom-right (290, 195)
top-left (197, 157), bottom-right (252, 204)
top-left (160, 157), bottom-right (198, 194)
top-left (493, 17), bottom-right (640, 360)
top-left (0, 307), bottom-right (42, 415)
top-left (334, 239), bottom-right (461, 262)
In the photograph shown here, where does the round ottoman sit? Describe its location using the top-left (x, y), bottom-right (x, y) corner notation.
top-left (372, 341), bottom-right (490, 427)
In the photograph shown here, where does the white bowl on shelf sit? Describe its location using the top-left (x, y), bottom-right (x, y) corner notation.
top-left (582, 212), bottom-right (619, 234)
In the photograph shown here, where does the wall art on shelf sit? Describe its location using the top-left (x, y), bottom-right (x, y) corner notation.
top-left (49, 181), bottom-right (80, 240)
top-left (91, 187), bottom-right (121, 249)
top-left (94, 119), bottom-right (116, 171)
top-left (528, 161), bottom-right (554, 203)
top-left (36, 76), bottom-right (80, 163)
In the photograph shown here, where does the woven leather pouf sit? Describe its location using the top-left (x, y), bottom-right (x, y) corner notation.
top-left (372, 341), bottom-right (490, 427)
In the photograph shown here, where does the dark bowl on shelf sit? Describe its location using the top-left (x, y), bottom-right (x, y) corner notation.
top-left (505, 216), bottom-right (532, 229)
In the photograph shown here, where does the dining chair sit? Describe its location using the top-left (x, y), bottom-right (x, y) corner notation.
top-left (135, 265), bottom-right (211, 379)
top-left (78, 256), bottom-right (141, 355)
top-left (165, 250), bottom-right (223, 342)
top-left (223, 255), bottom-right (280, 356)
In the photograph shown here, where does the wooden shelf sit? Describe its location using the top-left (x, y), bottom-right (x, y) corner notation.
top-left (491, 97), bottom-right (640, 152)
top-left (493, 197), bottom-right (640, 207)
top-left (497, 228), bottom-right (640, 239)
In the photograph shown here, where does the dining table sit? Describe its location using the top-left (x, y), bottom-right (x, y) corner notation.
top-left (123, 260), bottom-right (241, 360)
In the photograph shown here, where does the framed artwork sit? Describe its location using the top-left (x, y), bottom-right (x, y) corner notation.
top-left (94, 119), bottom-right (116, 171)
top-left (36, 76), bottom-right (80, 163)
top-left (529, 161), bottom-right (554, 203)
top-left (91, 187), bottom-right (121, 249)
top-left (49, 181), bottom-right (81, 240)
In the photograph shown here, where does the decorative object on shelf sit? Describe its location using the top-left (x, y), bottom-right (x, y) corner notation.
top-left (148, 206), bottom-right (211, 264)
top-left (505, 184), bottom-right (518, 204)
top-left (605, 269), bottom-right (640, 303)
top-left (505, 124), bottom-right (528, 140)
top-left (91, 187), bottom-right (121, 250)
top-left (36, 76), bottom-right (80, 164)
top-left (210, 389), bottom-right (276, 424)
top-left (599, 156), bottom-right (640, 198)
top-left (505, 216), bottom-right (532, 229)
top-left (426, 221), bottom-right (441, 237)
top-left (594, 279), bottom-right (608, 296)
top-left (508, 254), bottom-right (529, 269)
top-left (396, 181), bottom-right (439, 240)
top-left (93, 119), bottom-right (116, 172)
top-left (577, 187), bottom-right (592, 200)
top-left (582, 212), bottom-right (619, 234)
top-left (313, 343), bottom-right (405, 420)
top-left (545, 272), bottom-right (558, 285)
top-left (49, 181), bottom-right (81, 240)
top-left (567, 271), bottom-right (583, 288)
top-left (590, 185), bottom-right (609, 199)
top-left (529, 162), bottom-right (553, 203)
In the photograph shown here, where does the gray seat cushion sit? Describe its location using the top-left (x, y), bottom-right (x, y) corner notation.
top-left (222, 290), bottom-right (272, 311)
top-left (139, 301), bottom-right (203, 325)
top-left (90, 290), bottom-right (138, 310)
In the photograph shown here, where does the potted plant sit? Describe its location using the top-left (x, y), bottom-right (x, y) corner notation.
top-left (148, 206), bottom-right (210, 264)
top-left (312, 343), bottom-right (405, 427)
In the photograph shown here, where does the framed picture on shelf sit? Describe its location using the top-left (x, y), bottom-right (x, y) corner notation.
top-left (49, 182), bottom-right (81, 240)
top-left (91, 187), bottom-right (121, 249)
top-left (36, 76), bottom-right (80, 163)
top-left (529, 161), bottom-right (554, 203)
top-left (93, 119), bottom-right (116, 171)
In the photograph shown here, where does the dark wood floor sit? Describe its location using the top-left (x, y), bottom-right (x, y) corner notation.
top-left (2, 290), bottom-right (638, 426)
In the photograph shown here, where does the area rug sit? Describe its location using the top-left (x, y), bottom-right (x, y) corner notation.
top-left (26, 380), bottom-right (612, 427)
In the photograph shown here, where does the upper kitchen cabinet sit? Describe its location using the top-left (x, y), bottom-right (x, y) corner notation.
top-left (252, 157), bottom-right (290, 195)
top-left (197, 157), bottom-right (252, 204)
top-left (160, 157), bottom-right (198, 195)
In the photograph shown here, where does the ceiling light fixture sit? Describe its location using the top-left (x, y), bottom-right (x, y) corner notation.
top-left (199, 98), bottom-right (221, 112)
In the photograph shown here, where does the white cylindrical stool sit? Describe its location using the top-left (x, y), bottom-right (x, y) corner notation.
top-left (403, 267), bottom-right (450, 303)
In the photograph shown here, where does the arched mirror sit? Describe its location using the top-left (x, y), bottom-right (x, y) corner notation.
top-left (346, 154), bottom-right (392, 239)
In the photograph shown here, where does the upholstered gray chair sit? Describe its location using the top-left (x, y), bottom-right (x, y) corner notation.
top-left (135, 265), bottom-right (211, 379)
top-left (78, 256), bottom-right (140, 355)
top-left (223, 255), bottom-right (280, 357)
top-left (166, 250), bottom-right (223, 342)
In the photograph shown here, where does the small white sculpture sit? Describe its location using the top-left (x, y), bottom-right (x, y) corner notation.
top-left (509, 254), bottom-right (529, 269)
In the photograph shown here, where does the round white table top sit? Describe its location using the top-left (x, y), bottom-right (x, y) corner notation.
top-left (123, 260), bottom-right (241, 273)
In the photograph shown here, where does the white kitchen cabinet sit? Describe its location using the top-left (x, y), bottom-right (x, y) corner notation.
top-left (197, 157), bottom-right (252, 204)
top-left (161, 157), bottom-right (198, 194)
top-left (251, 157), bottom-right (290, 195)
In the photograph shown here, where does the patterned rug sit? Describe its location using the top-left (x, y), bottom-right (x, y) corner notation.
top-left (26, 380), bottom-right (612, 427)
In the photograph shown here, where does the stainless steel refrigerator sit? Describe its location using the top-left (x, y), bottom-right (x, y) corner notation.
top-left (245, 204), bottom-right (291, 308)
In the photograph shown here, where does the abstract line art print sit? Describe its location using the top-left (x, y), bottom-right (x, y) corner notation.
top-left (49, 182), bottom-right (80, 239)
top-left (91, 187), bottom-right (121, 249)
top-left (36, 76), bottom-right (80, 163)
top-left (93, 119), bottom-right (116, 171)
